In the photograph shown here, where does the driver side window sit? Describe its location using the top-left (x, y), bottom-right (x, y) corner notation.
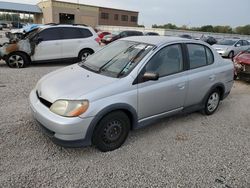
top-left (144, 44), bottom-right (184, 77)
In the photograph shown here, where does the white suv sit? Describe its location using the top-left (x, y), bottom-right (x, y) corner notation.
top-left (0, 25), bottom-right (100, 68)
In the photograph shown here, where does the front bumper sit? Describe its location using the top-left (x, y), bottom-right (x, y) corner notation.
top-left (216, 50), bottom-right (229, 57)
top-left (29, 89), bottom-right (94, 147)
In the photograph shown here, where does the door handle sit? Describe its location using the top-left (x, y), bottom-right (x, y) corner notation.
top-left (209, 75), bottom-right (216, 81)
top-left (177, 83), bottom-right (185, 90)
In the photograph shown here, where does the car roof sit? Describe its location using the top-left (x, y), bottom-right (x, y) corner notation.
top-left (121, 36), bottom-right (191, 46)
top-left (40, 24), bottom-right (91, 30)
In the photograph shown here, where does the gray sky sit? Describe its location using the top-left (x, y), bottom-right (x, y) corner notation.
top-left (6, 0), bottom-right (250, 27)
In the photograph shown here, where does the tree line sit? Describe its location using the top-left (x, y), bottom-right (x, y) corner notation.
top-left (151, 23), bottom-right (250, 35)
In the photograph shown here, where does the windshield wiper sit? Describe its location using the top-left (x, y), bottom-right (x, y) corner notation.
top-left (79, 62), bottom-right (99, 73)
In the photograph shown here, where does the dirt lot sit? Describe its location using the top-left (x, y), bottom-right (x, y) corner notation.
top-left (0, 61), bottom-right (249, 187)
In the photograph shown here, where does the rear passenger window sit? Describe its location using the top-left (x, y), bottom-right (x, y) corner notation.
top-left (61, 28), bottom-right (87, 39)
top-left (145, 44), bottom-right (183, 77)
top-left (206, 47), bottom-right (214, 65)
top-left (80, 28), bottom-right (93, 38)
top-left (187, 44), bottom-right (214, 69)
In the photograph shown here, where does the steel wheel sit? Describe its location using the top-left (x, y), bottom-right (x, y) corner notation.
top-left (207, 92), bottom-right (220, 113)
top-left (92, 111), bottom-right (130, 152)
top-left (102, 120), bottom-right (123, 144)
top-left (8, 54), bottom-right (24, 68)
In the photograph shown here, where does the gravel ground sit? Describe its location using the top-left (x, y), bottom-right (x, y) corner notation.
top-left (0, 61), bottom-right (250, 188)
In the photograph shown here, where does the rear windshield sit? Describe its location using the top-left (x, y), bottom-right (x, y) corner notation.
top-left (79, 40), bottom-right (154, 78)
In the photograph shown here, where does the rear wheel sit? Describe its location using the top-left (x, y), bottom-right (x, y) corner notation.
top-left (92, 111), bottom-right (130, 152)
top-left (78, 49), bottom-right (93, 61)
top-left (203, 89), bottom-right (221, 115)
top-left (6, 52), bottom-right (30, 68)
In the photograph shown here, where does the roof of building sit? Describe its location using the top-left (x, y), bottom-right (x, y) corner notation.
top-left (0, 1), bottom-right (42, 14)
top-left (51, 0), bottom-right (139, 13)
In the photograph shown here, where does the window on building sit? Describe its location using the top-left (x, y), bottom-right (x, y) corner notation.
top-left (121, 15), bottom-right (128, 21)
top-left (101, 13), bottom-right (109, 19)
top-left (114, 14), bottom-right (119, 21)
top-left (131, 16), bottom-right (137, 22)
top-left (59, 13), bottom-right (75, 24)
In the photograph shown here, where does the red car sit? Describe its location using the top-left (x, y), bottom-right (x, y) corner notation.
top-left (234, 48), bottom-right (250, 81)
top-left (98, 31), bottom-right (111, 39)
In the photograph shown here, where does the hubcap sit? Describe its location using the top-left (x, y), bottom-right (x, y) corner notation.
top-left (9, 55), bottom-right (24, 68)
top-left (102, 120), bottom-right (122, 144)
top-left (207, 92), bottom-right (219, 112)
top-left (81, 52), bottom-right (90, 61)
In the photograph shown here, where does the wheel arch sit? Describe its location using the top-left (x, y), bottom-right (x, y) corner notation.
top-left (7, 51), bottom-right (31, 61)
top-left (202, 83), bottom-right (225, 104)
top-left (85, 103), bottom-right (138, 145)
top-left (78, 48), bottom-right (95, 56)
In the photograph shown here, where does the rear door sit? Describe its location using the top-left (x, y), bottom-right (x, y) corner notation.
top-left (32, 28), bottom-right (62, 61)
top-left (137, 44), bottom-right (188, 120)
top-left (184, 43), bottom-right (216, 107)
top-left (61, 27), bottom-right (94, 59)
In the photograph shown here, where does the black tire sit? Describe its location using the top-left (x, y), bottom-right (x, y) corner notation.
top-left (6, 52), bottom-right (30, 68)
top-left (92, 111), bottom-right (130, 152)
top-left (228, 51), bottom-right (234, 59)
top-left (78, 49), bottom-right (93, 61)
top-left (203, 89), bottom-right (221, 115)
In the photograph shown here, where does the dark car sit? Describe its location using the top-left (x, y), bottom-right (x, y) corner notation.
top-left (179, 34), bottom-right (193, 39)
top-left (101, 30), bottom-right (143, 45)
top-left (11, 22), bottom-right (24, 29)
top-left (201, 35), bottom-right (217, 45)
top-left (0, 23), bottom-right (7, 28)
top-left (144, 32), bottom-right (159, 36)
top-left (234, 48), bottom-right (250, 81)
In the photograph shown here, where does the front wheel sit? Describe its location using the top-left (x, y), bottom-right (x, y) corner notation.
top-left (203, 89), bottom-right (221, 115)
top-left (92, 111), bottom-right (130, 152)
top-left (6, 52), bottom-right (30, 68)
top-left (228, 51), bottom-right (234, 59)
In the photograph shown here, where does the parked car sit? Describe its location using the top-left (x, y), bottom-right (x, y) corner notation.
top-left (0, 25), bottom-right (100, 68)
top-left (144, 32), bottom-right (159, 36)
top-left (233, 48), bottom-right (250, 81)
top-left (30, 36), bottom-right (234, 152)
top-left (98, 31), bottom-right (111, 39)
top-left (213, 39), bottom-right (250, 58)
top-left (101, 30), bottom-right (143, 44)
top-left (5, 24), bottom-right (44, 43)
top-left (179, 34), bottom-right (193, 39)
top-left (11, 22), bottom-right (24, 29)
top-left (200, 35), bottom-right (217, 45)
top-left (0, 23), bottom-right (8, 28)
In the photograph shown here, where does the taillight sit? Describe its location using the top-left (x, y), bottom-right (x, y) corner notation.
top-left (95, 37), bottom-right (101, 44)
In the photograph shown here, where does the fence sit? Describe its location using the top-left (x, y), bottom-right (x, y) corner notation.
top-left (96, 25), bottom-right (250, 40)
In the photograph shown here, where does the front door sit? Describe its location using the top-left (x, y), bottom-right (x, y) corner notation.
top-left (137, 44), bottom-right (188, 120)
top-left (32, 28), bottom-right (62, 61)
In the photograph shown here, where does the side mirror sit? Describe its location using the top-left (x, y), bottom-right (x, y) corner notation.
top-left (142, 72), bottom-right (159, 82)
top-left (235, 44), bottom-right (241, 47)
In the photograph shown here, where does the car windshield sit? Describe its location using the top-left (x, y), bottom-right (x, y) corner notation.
top-left (24, 28), bottom-right (40, 39)
top-left (79, 40), bottom-right (154, 78)
top-left (217, 39), bottom-right (236, 46)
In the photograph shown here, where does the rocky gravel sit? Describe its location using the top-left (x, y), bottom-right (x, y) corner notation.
top-left (0, 61), bottom-right (250, 187)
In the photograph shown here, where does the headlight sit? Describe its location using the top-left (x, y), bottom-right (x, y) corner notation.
top-left (50, 100), bottom-right (89, 117)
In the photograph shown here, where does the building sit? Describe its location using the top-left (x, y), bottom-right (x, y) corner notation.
top-left (0, 0), bottom-right (139, 28)
top-left (0, 1), bottom-right (42, 25)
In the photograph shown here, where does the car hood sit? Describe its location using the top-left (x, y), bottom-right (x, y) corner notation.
top-left (36, 64), bottom-right (118, 103)
top-left (213, 44), bottom-right (229, 50)
top-left (236, 53), bottom-right (250, 65)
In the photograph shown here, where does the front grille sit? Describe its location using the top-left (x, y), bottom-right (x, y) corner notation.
top-left (36, 91), bottom-right (52, 108)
